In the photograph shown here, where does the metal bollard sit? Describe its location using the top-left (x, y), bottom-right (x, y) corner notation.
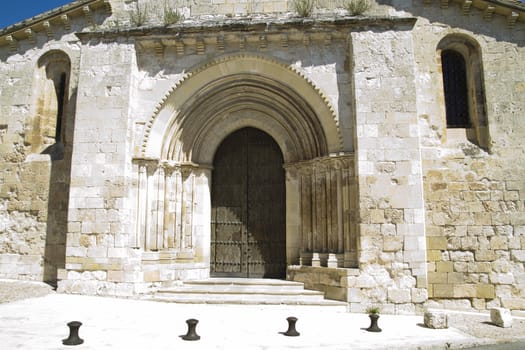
top-left (182, 318), bottom-right (201, 341)
top-left (283, 316), bottom-right (300, 337)
top-left (62, 321), bottom-right (84, 346)
top-left (366, 314), bottom-right (382, 332)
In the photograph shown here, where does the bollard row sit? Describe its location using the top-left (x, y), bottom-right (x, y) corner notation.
top-left (62, 316), bottom-right (301, 345)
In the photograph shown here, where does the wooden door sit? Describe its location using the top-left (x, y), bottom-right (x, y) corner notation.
top-left (211, 128), bottom-right (286, 278)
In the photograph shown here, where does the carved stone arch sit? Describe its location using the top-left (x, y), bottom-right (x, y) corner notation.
top-left (142, 54), bottom-right (343, 163)
top-left (133, 54), bottom-right (355, 275)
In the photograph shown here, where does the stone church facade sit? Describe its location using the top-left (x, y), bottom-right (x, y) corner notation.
top-left (0, 0), bottom-right (524, 313)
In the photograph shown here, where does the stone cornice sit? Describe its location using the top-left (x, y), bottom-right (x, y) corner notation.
top-left (0, 0), bottom-right (111, 50)
top-left (424, 0), bottom-right (525, 25)
top-left (75, 15), bottom-right (418, 42)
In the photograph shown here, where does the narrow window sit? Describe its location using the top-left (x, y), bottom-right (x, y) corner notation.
top-left (55, 73), bottom-right (67, 143)
top-left (441, 50), bottom-right (470, 128)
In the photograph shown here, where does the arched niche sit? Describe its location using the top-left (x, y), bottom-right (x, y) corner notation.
top-left (29, 50), bottom-right (72, 156)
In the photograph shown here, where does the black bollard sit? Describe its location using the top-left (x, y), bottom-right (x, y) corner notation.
top-left (62, 321), bottom-right (84, 346)
top-left (182, 319), bottom-right (201, 341)
top-left (283, 316), bottom-right (300, 337)
top-left (366, 314), bottom-right (382, 332)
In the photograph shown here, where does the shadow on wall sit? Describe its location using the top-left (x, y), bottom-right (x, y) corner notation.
top-left (41, 79), bottom-right (77, 284)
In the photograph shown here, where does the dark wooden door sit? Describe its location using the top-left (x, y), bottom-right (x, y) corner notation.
top-left (211, 128), bottom-right (286, 278)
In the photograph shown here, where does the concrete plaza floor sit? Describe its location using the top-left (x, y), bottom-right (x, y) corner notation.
top-left (1, 293), bottom-right (519, 350)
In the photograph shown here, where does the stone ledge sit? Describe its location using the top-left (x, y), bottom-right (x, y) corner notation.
top-left (287, 265), bottom-right (360, 302)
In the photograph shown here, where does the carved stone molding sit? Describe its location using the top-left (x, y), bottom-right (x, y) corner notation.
top-left (286, 154), bottom-right (357, 267)
top-left (132, 158), bottom-right (210, 253)
top-left (422, 0), bottom-right (524, 25)
top-left (462, 0), bottom-right (473, 14)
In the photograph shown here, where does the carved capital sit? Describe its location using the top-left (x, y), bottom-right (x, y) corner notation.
top-left (5, 35), bottom-right (17, 52)
top-left (154, 41), bottom-right (164, 59)
top-left (134, 157), bottom-right (160, 175)
top-left (61, 14), bottom-right (71, 30)
top-left (43, 21), bottom-right (53, 38)
top-left (217, 35), bottom-right (225, 52)
top-left (196, 37), bottom-right (205, 55)
top-left (507, 12), bottom-right (519, 28)
top-left (24, 28), bottom-right (35, 43)
top-left (462, 0), bottom-right (473, 15)
top-left (83, 6), bottom-right (94, 27)
top-left (484, 6), bottom-right (495, 21)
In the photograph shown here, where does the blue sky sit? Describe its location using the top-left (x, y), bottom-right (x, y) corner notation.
top-left (0, 1), bottom-right (72, 29)
top-left (1, 0), bottom-right (525, 30)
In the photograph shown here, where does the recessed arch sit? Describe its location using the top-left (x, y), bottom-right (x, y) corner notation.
top-left (141, 54), bottom-right (343, 163)
top-left (30, 50), bottom-right (72, 153)
top-left (437, 33), bottom-right (490, 150)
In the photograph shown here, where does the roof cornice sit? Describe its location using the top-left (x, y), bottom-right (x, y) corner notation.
top-left (0, 0), bottom-right (111, 51)
top-left (423, 0), bottom-right (525, 26)
top-left (76, 15), bottom-right (418, 42)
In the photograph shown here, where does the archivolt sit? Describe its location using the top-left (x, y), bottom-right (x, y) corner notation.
top-left (141, 54), bottom-right (343, 164)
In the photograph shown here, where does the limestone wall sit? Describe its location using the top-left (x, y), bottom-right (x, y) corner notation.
top-left (410, 2), bottom-right (525, 310)
top-left (0, 21), bottom-right (83, 281)
top-left (56, 37), bottom-right (143, 296)
top-left (108, 0), bottom-right (388, 25)
top-left (1, 0), bottom-right (524, 311)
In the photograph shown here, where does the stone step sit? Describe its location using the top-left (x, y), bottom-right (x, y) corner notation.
top-left (151, 278), bottom-right (348, 309)
top-left (158, 285), bottom-right (322, 296)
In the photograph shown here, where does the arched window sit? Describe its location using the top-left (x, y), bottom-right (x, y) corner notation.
top-left (438, 35), bottom-right (489, 150)
top-left (441, 50), bottom-right (470, 128)
top-left (28, 50), bottom-right (71, 154)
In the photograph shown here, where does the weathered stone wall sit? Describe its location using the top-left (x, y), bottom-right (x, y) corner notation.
top-left (0, 54), bottom-right (47, 280)
top-left (55, 9), bottom-right (358, 295)
top-left (56, 37), bottom-right (142, 296)
top-left (0, 23), bottom-right (82, 281)
top-left (109, 0), bottom-right (388, 25)
top-left (1, 0), bottom-right (524, 311)
top-left (409, 1), bottom-right (525, 310)
top-left (346, 24), bottom-right (430, 314)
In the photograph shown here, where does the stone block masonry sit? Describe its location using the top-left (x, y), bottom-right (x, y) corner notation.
top-left (423, 157), bottom-right (525, 310)
top-left (0, 0), bottom-right (524, 312)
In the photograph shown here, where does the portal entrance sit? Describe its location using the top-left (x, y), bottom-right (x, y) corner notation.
top-left (211, 127), bottom-right (286, 278)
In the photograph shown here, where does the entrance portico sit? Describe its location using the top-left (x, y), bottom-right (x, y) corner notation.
top-left (133, 54), bottom-right (357, 282)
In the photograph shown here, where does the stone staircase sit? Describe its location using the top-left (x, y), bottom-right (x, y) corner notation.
top-left (151, 278), bottom-right (348, 310)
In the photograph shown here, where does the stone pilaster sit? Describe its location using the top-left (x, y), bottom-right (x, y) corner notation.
top-left (350, 28), bottom-right (428, 310)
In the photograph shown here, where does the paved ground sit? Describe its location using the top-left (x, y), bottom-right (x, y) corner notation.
top-left (0, 280), bottom-right (524, 350)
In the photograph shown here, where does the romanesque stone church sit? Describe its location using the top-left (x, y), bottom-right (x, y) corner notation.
top-left (0, 0), bottom-right (524, 313)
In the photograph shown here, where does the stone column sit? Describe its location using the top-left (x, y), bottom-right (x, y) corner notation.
top-left (286, 154), bottom-right (356, 268)
top-left (190, 165), bottom-right (212, 266)
top-left (285, 166), bottom-right (302, 265)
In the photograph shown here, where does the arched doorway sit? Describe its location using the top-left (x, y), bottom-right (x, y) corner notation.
top-left (211, 127), bottom-right (286, 278)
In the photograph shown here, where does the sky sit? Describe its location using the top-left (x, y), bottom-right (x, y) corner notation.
top-left (1, 0), bottom-right (525, 29)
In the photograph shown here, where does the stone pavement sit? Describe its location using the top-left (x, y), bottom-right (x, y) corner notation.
top-left (1, 293), bottom-right (524, 350)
